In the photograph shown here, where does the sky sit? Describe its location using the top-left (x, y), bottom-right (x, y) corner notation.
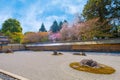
top-left (0, 0), bottom-right (87, 33)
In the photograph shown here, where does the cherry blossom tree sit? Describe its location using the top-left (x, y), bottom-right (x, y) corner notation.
top-left (49, 32), bottom-right (62, 42)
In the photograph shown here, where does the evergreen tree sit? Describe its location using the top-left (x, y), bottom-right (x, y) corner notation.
top-left (39, 23), bottom-right (47, 32)
top-left (58, 21), bottom-right (63, 31)
top-left (64, 20), bottom-right (68, 23)
top-left (82, 0), bottom-right (120, 38)
top-left (83, 0), bottom-right (120, 22)
top-left (50, 20), bottom-right (59, 33)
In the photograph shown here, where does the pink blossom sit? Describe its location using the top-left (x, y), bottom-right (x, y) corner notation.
top-left (49, 32), bottom-right (62, 42)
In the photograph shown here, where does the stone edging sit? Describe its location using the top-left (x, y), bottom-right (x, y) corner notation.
top-left (0, 69), bottom-right (29, 80)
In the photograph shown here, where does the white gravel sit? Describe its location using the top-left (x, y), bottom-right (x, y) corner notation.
top-left (0, 51), bottom-right (120, 80)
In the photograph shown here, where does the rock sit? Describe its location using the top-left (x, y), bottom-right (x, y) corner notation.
top-left (52, 51), bottom-right (63, 55)
top-left (58, 52), bottom-right (63, 55)
top-left (73, 52), bottom-right (86, 56)
top-left (80, 52), bottom-right (86, 56)
top-left (73, 53), bottom-right (80, 55)
top-left (53, 51), bottom-right (58, 55)
top-left (5, 49), bottom-right (13, 53)
top-left (80, 59), bottom-right (100, 68)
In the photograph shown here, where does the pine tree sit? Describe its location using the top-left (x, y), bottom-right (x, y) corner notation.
top-left (50, 20), bottom-right (59, 33)
top-left (39, 23), bottom-right (47, 32)
top-left (58, 21), bottom-right (63, 31)
top-left (64, 20), bottom-right (68, 23)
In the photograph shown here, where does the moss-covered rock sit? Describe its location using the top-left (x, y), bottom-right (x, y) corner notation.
top-left (70, 62), bottom-right (115, 74)
top-left (80, 59), bottom-right (99, 68)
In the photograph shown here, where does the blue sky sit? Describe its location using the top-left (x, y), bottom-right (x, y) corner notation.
top-left (0, 0), bottom-right (87, 33)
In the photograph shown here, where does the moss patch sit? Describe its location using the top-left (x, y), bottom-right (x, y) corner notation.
top-left (70, 62), bottom-right (115, 74)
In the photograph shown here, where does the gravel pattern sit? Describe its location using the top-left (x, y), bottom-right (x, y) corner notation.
top-left (0, 51), bottom-right (119, 80)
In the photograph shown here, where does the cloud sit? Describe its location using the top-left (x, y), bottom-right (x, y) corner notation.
top-left (19, 1), bottom-right (44, 32)
top-left (60, 0), bottom-right (87, 15)
top-left (0, 0), bottom-right (87, 32)
top-left (43, 0), bottom-right (87, 15)
top-left (19, 0), bottom-right (68, 32)
top-left (46, 15), bottom-right (67, 21)
top-left (0, 9), bottom-right (12, 28)
top-left (65, 5), bottom-right (79, 15)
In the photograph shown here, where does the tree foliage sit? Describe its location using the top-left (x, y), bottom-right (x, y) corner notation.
top-left (75, 18), bottom-right (112, 40)
top-left (50, 20), bottom-right (65, 33)
top-left (39, 23), bottom-right (47, 32)
top-left (83, 0), bottom-right (120, 38)
top-left (22, 32), bottom-right (49, 43)
top-left (1, 18), bottom-right (22, 33)
top-left (49, 32), bottom-right (61, 42)
top-left (37, 32), bottom-right (49, 42)
top-left (22, 32), bottom-right (40, 44)
top-left (83, 0), bottom-right (120, 22)
top-left (60, 21), bottom-right (72, 41)
top-left (58, 21), bottom-right (63, 31)
top-left (50, 20), bottom-right (59, 33)
top-left (1, 18), bottom-right (23, 43)
top-left (10, 32), bottom-right (24, 43)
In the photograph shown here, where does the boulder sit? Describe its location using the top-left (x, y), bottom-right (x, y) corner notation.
top-left (52, 51), bottom-right (63, 55)
top-left (5, 49), bottom-right (13, 53)
top-left (80, 52), bottom-right (86, 56)
top-left (73, 52), bottom-right (86, 56)
top-left (80, 59), bottom-right (100, 68)
top-left (53, 51), bottom-right (58, 55)
top-left (58, 52), bottom-right (63, 55)
top-left (73, 53), bottom-right (80, 55)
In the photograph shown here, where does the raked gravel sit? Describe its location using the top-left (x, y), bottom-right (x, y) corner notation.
top-left (0, 51), bottom-right (120, 80)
